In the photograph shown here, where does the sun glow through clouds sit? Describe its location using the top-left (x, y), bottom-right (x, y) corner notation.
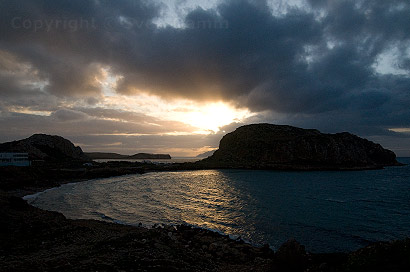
top-left (96, 72), bottom-right (251, 134)
top-left (181, 102), bottom-right (250, 133)
top-left (101, 93), bottom-right (251, 134)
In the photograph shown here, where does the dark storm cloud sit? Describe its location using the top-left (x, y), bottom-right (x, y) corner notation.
top-left (0, 0), bottom-right (160, 96)
top-left (116, 0), bottom-right (325, 107)
top-left (1, 0), bottom-right (410, 154)
top-left (1, 0), bottom-right (409, 109)
top-left (2, 0), bottom-right (320, 104)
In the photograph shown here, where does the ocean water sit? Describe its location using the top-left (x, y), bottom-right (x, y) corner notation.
top-left (25, 158), bottom-right (410, 253)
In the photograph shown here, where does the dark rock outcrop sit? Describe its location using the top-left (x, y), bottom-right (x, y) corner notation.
top-left (275, 239), bottom-right (308, 271)
top-left (198, 124), bottom-right (400, 170)
top-left (0, 134), bottom-right (89, 162)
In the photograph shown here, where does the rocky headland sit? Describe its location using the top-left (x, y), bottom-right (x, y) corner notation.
top-left (0, 134), bottom-right (90, 162)
top-left (197, 124), bottom-right (401, 170)
top-left (0, 135), bottom-right (170, 195)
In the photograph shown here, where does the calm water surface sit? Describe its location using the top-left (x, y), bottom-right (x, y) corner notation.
top-left (25, 158), bottom-right (410, 253)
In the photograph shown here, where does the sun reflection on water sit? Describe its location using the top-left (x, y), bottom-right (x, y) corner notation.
top-left (164, 170), bottom-right (248, 233)
top-left (28, 170), bottom-right (255, 237)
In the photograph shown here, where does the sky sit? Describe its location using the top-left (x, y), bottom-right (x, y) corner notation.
top-left (0, 0), bottom-right (410, 157)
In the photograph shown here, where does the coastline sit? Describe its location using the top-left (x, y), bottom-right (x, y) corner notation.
top-left (1, 164), bottom-right (410, 271)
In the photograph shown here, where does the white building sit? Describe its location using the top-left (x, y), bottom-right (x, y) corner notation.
top-left (0, 153), bottom-right (31, 167)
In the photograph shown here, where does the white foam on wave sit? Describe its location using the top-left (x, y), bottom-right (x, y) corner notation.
top-left (22, 182), bottom-right (78, 202)
top-left (23, 188), bottom-right (54, 202)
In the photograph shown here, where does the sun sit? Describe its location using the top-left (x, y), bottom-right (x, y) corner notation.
top-left (183, 102), bottom-right (250, 133)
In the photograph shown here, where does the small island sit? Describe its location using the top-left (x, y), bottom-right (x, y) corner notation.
top-left (85, 152), bottom-right (172, 160)
top-left (197, 124), bottom-right (401, 170)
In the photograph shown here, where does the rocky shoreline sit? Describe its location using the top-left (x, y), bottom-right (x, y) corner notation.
top-left (1, 165), bottom-right (410, 271)
top-left (2, 188), bottom-right (410, 272)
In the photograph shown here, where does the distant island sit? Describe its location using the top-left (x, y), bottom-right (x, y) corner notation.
top-left (197, 124), bottom-right (401, 170)
top-left (85, 152), bottom-right (171, 160)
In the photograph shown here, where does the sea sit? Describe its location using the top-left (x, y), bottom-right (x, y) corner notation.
top-left (24, 157), bottom-right (410, 253)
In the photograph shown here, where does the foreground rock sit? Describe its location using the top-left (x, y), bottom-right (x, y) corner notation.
top-left (0, 134), bottom-right (89, 162)
top-left (198, 124), bottom-right (400, 170)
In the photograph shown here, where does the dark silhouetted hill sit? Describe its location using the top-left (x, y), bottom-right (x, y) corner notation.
top-left (198, 124), bottom-right (400, 170)
top-left (0, 134), bottom-right (89, 162)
